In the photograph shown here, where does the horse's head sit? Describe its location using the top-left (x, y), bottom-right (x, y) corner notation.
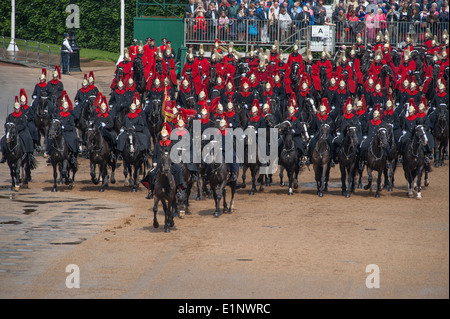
top-left (5, 122), bottom-right (17, 144)
top-left (346, 126), bottom-right (359, 147)
top-left (276, 120), bottom-right (292, 136)
top-left (264, 113), bottom-right (277, 128)
top-left (376, 127), bottom-right (389, 148)
top-left (161, 151), bottom-right (172, 175)
top-left (125, 127), bottom-right (137, 153)
top-left (152, 99), bottom-right (162, 115)
top-left (186, 95), bottom-right (196, 109)
top-left (86, 124), bottom-right (101, 151)
top-left (291, 63), bottom-right (299, 81)
top-left (48, 118), bottom-right (62, 139)
top-left (298, 121), bottom-right (310, 143)
top-left (414, 125), bottom-right (428, 146)
top-left (319, 123), bottom-right (330, 139)
top-left (381, 64), bottom-right (393, 77)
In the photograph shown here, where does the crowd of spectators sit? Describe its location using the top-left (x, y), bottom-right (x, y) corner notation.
top-left (184, 0), bottom-right (449, 45)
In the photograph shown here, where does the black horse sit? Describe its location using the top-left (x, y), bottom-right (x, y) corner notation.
top-left (338, 125), bottom-right (359, 197)
top-left (147, 99), bottom-right (164, 150)
top-left (433, 105), bottom-right (449, 168)
top-left (403, 125), bottom-right (428, 200)
top-left (299, 97), bottom-right (318, 133)
top-left (85, 122), bottom-right (116, 192)
top-left (48, 119), bottom-right (77, 192)
top-left (312, 123), bottom-right (332, 197)
top-left (33, 93), bottom-right (51, 153)
top-left (289, 62), bottom-right (301, 94)
top-left (122, 127), bottom-right (146, 192)
top-left (3, 123), bottom-right (35, 191)
top-left (240, 125), bottom-right (263, 195)
top-left (133, 55), bottom-right (147, 103)
top-left (152, 151), bottom-right (185, 232)
top-left (363, 127), bottom-right (389, 198)
top-left (204, 141), bottom-right (236, 217)
top-left (277, 120), bottom-right (299, 195)
top-left (382, 123), bottom-right (399, 192)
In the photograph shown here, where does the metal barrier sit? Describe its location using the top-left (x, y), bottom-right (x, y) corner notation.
top-left (184, 17), bottom-right (448, 54)
top-left (184, 17), bottom-right (310, 52)
top-left (0, 36), bottom-right (61, 68)
top-left (333, 20), bottom-right (449, 49)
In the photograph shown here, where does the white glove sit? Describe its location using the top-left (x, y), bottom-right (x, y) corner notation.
top-left (101, 122), bottom-right (106, 127)
top-left (153, 162), bottom-right (157, 167)
top-left (241, 73), bottom-right (246, 77)
top-left (202, 135), bottom-right (207, 139)
top-left (244, 104), bottom-right (248, 109)
top-left (402, 130), bottom-right (406, 135)
top-left (292, 129), bottom-right (295, 133)
top-left (120, 128), bottom-right (124, 133)
top-left (337, 132), bottom-right (341, 136)
top-left (229, 123), bottom-right (233, 127)
top-left (61, 126), bottom-right (65, 130)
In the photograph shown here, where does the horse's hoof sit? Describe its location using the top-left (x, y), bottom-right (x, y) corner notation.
top-left (318, 192), bottom-right (323, 197)
top-left (99, 188), bottom-right (105, 192)
top-left (425, 180), bottom-right (430, 187)
top-left (110, 178), bottom-right (116, 184)
top-left (435, 162), bottom-right (440, 168)
top-left (22, 184), bottom-right (29, 189)
top-left (363, 184), bottom-right (370, 190)
top-left (186, 209), bottom-right (192, 215)
top-left (195, 196), bottom-right (201, 201)
top-left (345, 193), bottom-right (350, 198)
top-left (179, 210), bottom-right (185, 219)
top-left (14, 186), bottom-right (20, 192)
top-left (375, 193), bottom-right (380, 198)
top-left (58, 180), bottom-right (63, 185)
top-left (146, 193), bottom-right (153, 200)
top-left (407, 192), bottom-right (414, 198)
top-left (249, 191), bottom-right (255, 195)
top-left (164, 227), bottom-right (170, 233)
top-left (65, 179), bottom-right (72, 186)
top-left (213, 211), bottom-right (221, 217)
top-left (357, 184), bottom-right (362, 189)
top-left (241, 184), bottom-right (246, 189)
top-left (441, 162), bottom-right (446, 167)
top-left (153, 221), bottom-right (159, 229)
top-left (51, 187), bottom-right (57, 192)
top-left (416, 194), bottom-right (422, 200)
top-left (388, 187), bottom-right (393, 192)
top-left (132, 188), bottom-right (137, 193)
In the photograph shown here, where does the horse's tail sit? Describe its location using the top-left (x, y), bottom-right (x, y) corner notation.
top-left (29, 154), bottom-right (38, 170)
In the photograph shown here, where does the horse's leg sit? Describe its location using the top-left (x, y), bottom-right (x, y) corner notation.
top-left (9, 163), bottom-right (17, 192)
top-left (241, 165), bottom-right (247, 189)
top-left (383, 165), bottom-right (389, 190)
top-left (375, 169), bottom-right (382, 198)
top-left (228, 183), bottom-right (235, 214)
top-left (90, 161), bottom-right (99, 185)
top-left (364, 167), bottom-right (373, 193)
top-left (319, 164), bottom-right (327, 196)
top-left (51, 163), bottom-right (58, 192)
top-left (416, 166), bottom-right (423, 200)
top-left (434, 137), bottom-right (440, 168)
top-left (250, 166), bottom-right (256, 195)
top-left (195, 172), bottom-right (202, 201)
top-left (61, 160), bottom-right (68, 186)
top-left (293, 164), bottom-right (299, 189)
top-left (288, 169), bottom-right (294, 196)
top-left (279, 166), bottom-right (284, 186)
top-left (132, 164), bottom-right (138, 192)
top-left (340, 163), bottom-right (347, 196)
top-left (123, 162), bottom-right (129, 186)
top-left (110, 155), bottom-right (116, 184)
top-left (222, 186), bottom-right (228, 214)
top-left (423, 167), bottom-right (430, 188)
top-left (350, 163), bottom-right (357, 194)
top-left (153, 196), bottom-right (159, 228)
top-left (161, 200), bottom-right (171, 232)
top-left (99, 163), bottom-right (109, 192)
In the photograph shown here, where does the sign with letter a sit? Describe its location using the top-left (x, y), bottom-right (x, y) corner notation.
top-left (65, 4), bottom-right (80, 29)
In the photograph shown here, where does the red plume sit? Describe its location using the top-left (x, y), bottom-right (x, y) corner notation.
top-left (209, 96), bottom-right (220, 114)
